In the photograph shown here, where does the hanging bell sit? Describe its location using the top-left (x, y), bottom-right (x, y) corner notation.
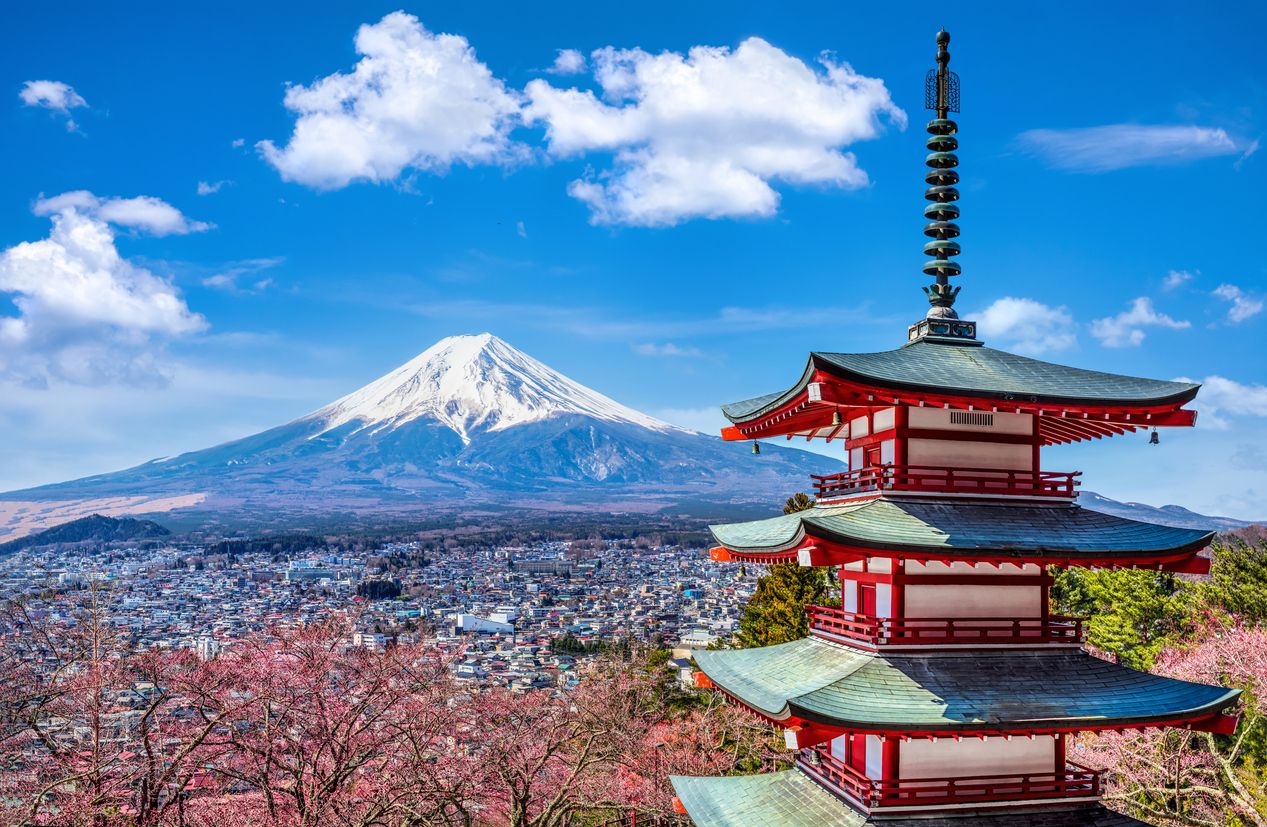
top-left (832, 409), bottom-right (843, 426)
top-left (1149, 428), bottom-right (1160, 446)
top-left (752, 442), bottom-right (761, 455)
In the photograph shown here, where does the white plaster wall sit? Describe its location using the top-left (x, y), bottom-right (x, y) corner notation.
top-left (851, 416), bottom-right (870, 438)
top-left (830, 735), bottom-right (848, 762)
top-left (908, 408), bottom-right (1034, 436)
top-left (904, 584), bottom-right (1041, 618)
top-left (899, 736), bottom-right (1055, 779)
top-left (880, 438), bottom-right (895, 465)
top-left (850, 447), bottom-right (863, 470)
top-left (907, 438), bottom-right (1032, 471)
top-left (874, 408), bottom-right (896, 433)
top-left (867, 557), bottom-right (893, 573)
top-left (876, 583), bottom-right (892, 618)
top-left (866, 735), bottom-right (883, 778)
top-left (843, 580), bottom-right (858, 612)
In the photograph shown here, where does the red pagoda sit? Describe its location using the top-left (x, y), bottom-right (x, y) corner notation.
top-left (670, 30), bottom-right (1240, 827)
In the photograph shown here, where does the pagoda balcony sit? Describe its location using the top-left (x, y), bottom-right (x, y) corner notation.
top-left (811, 464), bottom-right (1081, 501)
top-left (801, 747), bottom-right (1102, 810)
top-left (805, 605), bottom-right (1086, 648)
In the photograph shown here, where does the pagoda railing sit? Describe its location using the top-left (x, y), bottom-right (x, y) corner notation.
top-left (805, 606), bottom-right (1085, 647)
top-left (811, 464), bottom-right (1081, 501)
top-left (801, 748), bottom-right (1101, 809)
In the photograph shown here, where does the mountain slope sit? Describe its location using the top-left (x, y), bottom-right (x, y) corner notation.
top-left (2, 335), bottom-right (843, 523)
top-left (0, 514), bottom-right (170, 554)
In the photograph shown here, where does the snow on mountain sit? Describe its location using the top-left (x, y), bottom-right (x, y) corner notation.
top-left (306, 333), bottom-right (688, 443)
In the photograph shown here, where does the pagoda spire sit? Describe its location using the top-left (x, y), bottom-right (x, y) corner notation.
top-left (922, 29), bottom-right (962, 321)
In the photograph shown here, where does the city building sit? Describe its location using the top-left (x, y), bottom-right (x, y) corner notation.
top-left (671, 30), bottom-right (1240, 827)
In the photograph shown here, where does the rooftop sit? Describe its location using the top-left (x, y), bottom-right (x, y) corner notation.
top-left (693, 637), bottom-right (1238, 733)
top-left (709, 499), bottom-right (1212, 563)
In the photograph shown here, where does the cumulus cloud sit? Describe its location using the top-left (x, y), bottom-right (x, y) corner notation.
top-left (974, 297), bottom-right (1076, 354)
top-left (0, 196), bottom-right (207, 387)
top-left (1162, 269), bottom-right (1194, 290)
top-left (19, 80), bottom-right (88, 131)
top-left (524, 38), bottom-right (905, 226)
top-left (548, 49), bottom-right (586, 75)
top-left (34, 191), bottom-right (213, 236)
top-left (1090, 297), bottom-right (1190, 347)
top-left (258, 12), bottom-right (523, 189)
top-left (1173, 375), bottom-right (1267, 429)
top-left (1213, 283), bottom-right (1264, 324)
top-left (1016, 124), bottom-right (1239, 173)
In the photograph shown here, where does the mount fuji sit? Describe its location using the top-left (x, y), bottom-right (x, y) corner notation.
top-left (0, 334), bottom-right (843, 533)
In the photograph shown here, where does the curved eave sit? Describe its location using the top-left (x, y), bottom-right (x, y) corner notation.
top-left (695, 639), bottom-right (1241, 736)
top-left (719, 344), bottom-right (1200, 445)
top-left (708, 501), bottom-right (1214, 565)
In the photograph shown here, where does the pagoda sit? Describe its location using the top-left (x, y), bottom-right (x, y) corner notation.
top-left (669, 30), bottom-right (1240, 827)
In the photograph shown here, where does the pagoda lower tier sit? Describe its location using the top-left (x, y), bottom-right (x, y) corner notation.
top-left (671, 770), bottom-right (1149, 826)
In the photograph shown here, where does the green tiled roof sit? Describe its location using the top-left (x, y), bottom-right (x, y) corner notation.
top-left (671, 770), bottom-right (1149, 826)
top-left (708, 500), bottom-right (1212, 558)
top-left (694, 639), bottom-right (1239, 730)
top-left (672, 770), bottom-right (866, 827)
top-left (721, 339), bottom-right (1199, 422)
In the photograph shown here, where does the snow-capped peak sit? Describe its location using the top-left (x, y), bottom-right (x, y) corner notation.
top-left (305, 333), bottom-right (688, 443)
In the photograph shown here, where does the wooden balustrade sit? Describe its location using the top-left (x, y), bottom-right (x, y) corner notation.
top-left (805, 605), bottom-right (1085, 647)
top-left (811, 464), bottom-right (1081, 500)
top-left (802, 747), bottom-right (1101, 809)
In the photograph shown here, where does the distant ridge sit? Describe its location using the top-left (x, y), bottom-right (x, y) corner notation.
top-left (1079, 491), bottom-right (1261, 532)
top-left (0, 514), bottom-right (170, 554)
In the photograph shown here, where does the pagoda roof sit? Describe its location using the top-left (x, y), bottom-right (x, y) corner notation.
top-left (671, 770), bottom-right (1148, 826)
top-left (709, 499), bottom-right (1211, 563)
top-left (722, 339), bottom-right (1199, 424)
top-left (693, 638), bottom-right (1238, 733)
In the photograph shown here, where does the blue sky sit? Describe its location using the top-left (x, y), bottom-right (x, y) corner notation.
top-left (1, 1), bottom-right (1264, 518)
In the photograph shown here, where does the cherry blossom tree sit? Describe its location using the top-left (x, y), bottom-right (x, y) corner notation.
top-left (1083, 623), bottom-right (1267, 826)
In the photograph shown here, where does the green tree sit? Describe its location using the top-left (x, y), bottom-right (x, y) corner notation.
top-left (735, 493), bottom-right (830, 648)
top-left (1201, 537), bottom-right (1267, 623)
top-left (1051, 567), bottom-right (1192, 669)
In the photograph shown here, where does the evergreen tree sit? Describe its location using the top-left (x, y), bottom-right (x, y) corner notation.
top-left (1201, 537), bottom-right (1267, 623)
top-left (735, 493), bottom-right (830, 648)
top-left (1051, 567), bottom-right (1192, 669)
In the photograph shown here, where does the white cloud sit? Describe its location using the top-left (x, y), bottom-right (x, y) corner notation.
top-left (632, 342), bottom-right (704, 358)
top-left (19, 79), bottom-right (87, 112)
top-left (1173, 375), bottom-right (1267, 429)
top-left (1213, 283), bottom-right (1264, 323)
top-left (516, 220), bottom-right (527, 238)
top-left (1016, 124), bottom-right (1239, 173)
top-left (524, 38), bottom-right (904, 226)
top-left (0, 198), bottom-right (208, 387)
top-left (1162, 269), bottom-right (1194, 290)
top-left (258, 12), bottom-right (523, 189)
top-left (197, 180), bottom-right (230, 196)
top-left (34, 191), bottom-right (212, 236)
top-left (1090, 297), bottom-right (1190, 347)
top-left (201, 257), bottom-right (283, 294)
top-left (548, 49), bottom-right (586, 75)
top-left (973, 297), bottom-right (1076, 354)
top-left (231, 138), bottom-right (246, 149)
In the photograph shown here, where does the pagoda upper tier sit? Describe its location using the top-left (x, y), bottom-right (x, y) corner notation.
top-left (721, 337), bottom-right (1198, 445)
